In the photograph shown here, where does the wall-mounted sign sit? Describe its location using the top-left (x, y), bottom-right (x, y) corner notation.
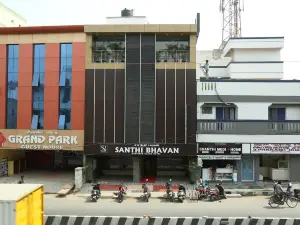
top-left (198, 155), bottom-right (241, 160)
top-left (85, 143), bottom-right (197, 156)
top-left (198, 143), bottom-right (242, 155)
top-left (0, 130), bottom-right (84, 151)
top-left (251, 144), bottom-right (300, 154)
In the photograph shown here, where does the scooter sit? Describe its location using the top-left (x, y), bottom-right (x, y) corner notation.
top-left (91, 189), bottom-right (100, 202)
top-left (177, 184), bottom-right (186, 203)
top-left (140, 192), bottom-right (151, 202)
top-left (165, 179), bottom-right (176, 202)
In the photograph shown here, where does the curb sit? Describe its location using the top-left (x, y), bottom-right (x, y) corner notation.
top-left (44, 215), bottom-right (300, 225)
top-left (73, 194), bottom-right (243, 199)
top-left (44, 191), bottom-right (274, 197)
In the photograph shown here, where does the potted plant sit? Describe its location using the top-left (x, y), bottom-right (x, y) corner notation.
top-left (166, 44), bottom-right (178, 62)
top-left (187, 161), bottom-right (199, 184)
top-left (92, 44), bottom-right (107, 63)
top-left (108, 42), bottom-right (124, 63)
top-left (156, 50), bottom-right (162, 62)
top-left (178, 44), bottom-right (189, 62)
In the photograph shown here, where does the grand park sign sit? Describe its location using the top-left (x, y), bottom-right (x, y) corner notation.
top-left (0, 130), bottom-right (84, 151)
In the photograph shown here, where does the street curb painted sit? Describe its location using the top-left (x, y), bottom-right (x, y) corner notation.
top-left (44, 216), bottom-right (300, 225)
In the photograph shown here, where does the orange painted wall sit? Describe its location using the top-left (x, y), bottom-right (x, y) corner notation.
top-left (0, 45), bottom-right (7, 128)
top-left (44, 43), bottom-right (59, 129)
top-left (71, 42), bottom-right (85, 130)
top-left (17, 44), bottom-right (33, 129)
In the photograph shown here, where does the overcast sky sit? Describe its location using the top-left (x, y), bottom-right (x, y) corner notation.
top-left (2, 0), bottom-right (300, 79)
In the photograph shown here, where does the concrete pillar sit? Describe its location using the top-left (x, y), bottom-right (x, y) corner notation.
top-left (132, 157), bottom-right (142, 182)
top-left (254, 155), bottom-right (260, 182)
top-left (290, 155), bottom-right (300, 182)
top-left (74, 167), bottom-right (83, 190)
top-left (236, 159), bottom-right (242, 182)
top-left (84, 155), bottom-right (93, 183)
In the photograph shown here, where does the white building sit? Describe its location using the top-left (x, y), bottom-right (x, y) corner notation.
top-left (0, 2), bottom-right (27, 27)
top-left (196, 37), bottom-right (300, 183)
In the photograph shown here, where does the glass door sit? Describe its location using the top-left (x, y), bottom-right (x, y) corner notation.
top-left (241, 156), bottom-right (254, 181)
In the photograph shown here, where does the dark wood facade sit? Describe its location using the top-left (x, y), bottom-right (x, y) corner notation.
top-left (84, 68), bottom-right (196, 148)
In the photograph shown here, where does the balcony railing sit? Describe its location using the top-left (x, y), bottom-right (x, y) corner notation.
top-left (156, 50), bottom-right (189, 63)
top-left (197, 120), bottom-right (300, 135)
top-left (92, 50), bottom-right (125, 63)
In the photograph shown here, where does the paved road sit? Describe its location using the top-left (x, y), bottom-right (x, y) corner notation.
top-left (45, 195), bottom-right (300, 217)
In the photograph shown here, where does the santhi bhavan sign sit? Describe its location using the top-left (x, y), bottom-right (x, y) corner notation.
top-left (0, 130), bottom-right (84, 151)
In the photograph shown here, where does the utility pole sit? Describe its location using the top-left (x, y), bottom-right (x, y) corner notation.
top-left (219, 0), bottom-right (244, 49)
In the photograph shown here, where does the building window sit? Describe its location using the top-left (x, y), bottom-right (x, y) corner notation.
top-left (216, 107), bottom-right (236, 120)
top-left (32, 44), bottom-right (45, 129)
top-left (59, 44), bottom-right (72, 130)
top-left (202, 107), bottom-right (212, 114)
top-left (269, 108), bottom-right (286, 121)
top-left (92, 35), bottom-right (125, 63)
top-left (6, 45), bottom-right (19, 129)
top-left (156, 35), bottom-right (189, 63)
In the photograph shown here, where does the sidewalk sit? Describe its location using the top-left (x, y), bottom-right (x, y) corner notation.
top-left (78, 182), bottom-right (276, 197)
top-left (0, 171), bottom-right (74, 194)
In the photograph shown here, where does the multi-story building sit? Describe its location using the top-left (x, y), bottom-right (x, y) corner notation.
top-left (197, 37), bottom-right (300, 183)
top-left (0, 25), bottom-right (85, 176)
top-left (84, 9), bottom-right (199, 182)
top-left (0, 2), bottom-right (27, 27)
top-left (0, 9), bottom-right (200, 182)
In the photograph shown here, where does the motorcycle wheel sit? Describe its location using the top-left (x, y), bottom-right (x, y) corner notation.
top-left (286, 196), bottom-right (298, 208)
top-left (210, 195), bottom-right (217, 202)
top-left (268, 196), bottom-right (279, 208)
top-left (92, 197), bottom-right (97, 202)
top-left (118, 195), bottom-right (124, 203)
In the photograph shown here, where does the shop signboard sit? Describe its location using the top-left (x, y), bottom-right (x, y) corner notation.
top-left (85, 143), bottom-right (197, 156)
top-left (251, 144), bottom-right (300, 154)
top-left (0, 130), bottom-right (84, 151)
top-left (198, 143), bottom-right (242, 155)
top-left (198, 155), bottom-right (241, 160)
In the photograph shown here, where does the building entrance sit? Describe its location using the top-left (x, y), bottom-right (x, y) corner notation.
top-left (144, 156), bottom-right (157, 177)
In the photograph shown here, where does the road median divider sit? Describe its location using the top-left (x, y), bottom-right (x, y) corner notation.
top-left (44, 216), bottom-right (300, 225)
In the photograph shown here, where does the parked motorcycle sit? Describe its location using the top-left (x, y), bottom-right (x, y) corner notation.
top-left (113, 183), bottom-right (127, 203)
top-left (195, 184), bottom-right (209, 200)
top-left (207, 184), bottom-right (226, 202)
top-left (177, 184), bottom-right (186, 203)
top-left (140, 181), bottom-right (151, 202)
top-left (165, 179), bottom-right (176, 202)
top-left (140, 192), bottom-right (151, 202)
top-left (90, 183), bottom-right (101, 202)
top-left (91, 189), bottom-right (100, 202)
